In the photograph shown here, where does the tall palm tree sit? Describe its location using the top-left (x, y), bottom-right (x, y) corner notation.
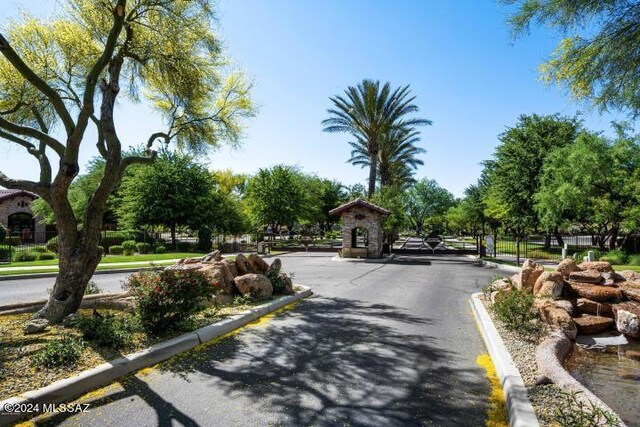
top-left (322, 79), bottom-right (431, 197)
top-left (348, 127), bottom-right (426, 189)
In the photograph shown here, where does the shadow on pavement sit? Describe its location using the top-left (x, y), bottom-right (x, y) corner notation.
top-left (38, 296), bottom-right (488, 427)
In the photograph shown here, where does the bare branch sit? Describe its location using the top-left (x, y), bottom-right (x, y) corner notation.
top-left (146, 132), bottom-right (171, 147)
top-left (0, 34), bottom-right (75, 136)
top-left (0, 116), bottom-right (65, 156)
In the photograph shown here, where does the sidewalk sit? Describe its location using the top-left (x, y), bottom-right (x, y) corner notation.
top-left (0, 259), bottom-right (182, 273)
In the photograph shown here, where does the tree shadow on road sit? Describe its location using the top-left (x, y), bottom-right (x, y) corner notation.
top-left (35, 296), bottom-right (489, 427)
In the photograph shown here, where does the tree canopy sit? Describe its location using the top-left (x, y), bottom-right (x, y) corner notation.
top-left (505, 0), bottom-right (640, 117)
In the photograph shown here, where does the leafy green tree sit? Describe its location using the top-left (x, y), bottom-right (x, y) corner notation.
top-left (322, 79), bottom-right (431, 197)
top-left (0, 0), bottom-right (255, 322)
top-left (370, 186), bottom-right (407, 245)
top-left (536, 127), bottom-right (640, 250)
top-left (504, 0), bottom-right (640, 116)
top-left (245, 165), bottom-right (306, 232)
top-left (483, 114), bottom-right (580, 239)
top-left (298, 176), bottom-right (347, 231)
top-left (404, 178), bottom-right (456, 234)
top-left (117, 151), bottom-right (218, 248)
top-left (346, 183), bottom-right (366, 200)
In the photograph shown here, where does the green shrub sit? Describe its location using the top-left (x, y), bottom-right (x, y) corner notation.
top-left (136, 242), bottom-right (151, 254)
top-left (97, 245), bottom-right (104, 257)
top-left (100, 230), bottom-right (136, 251)
top-left (125, 269), bottom-right (213, 334)
top-left (109, 245), bottom-right (124, 255)
top-left (46, 236), bottom-right (58, 252)
top-left (0, 245), bottom-right (11, 261)
top-left (37, 251), bottom-right (56, 261)
top-left (33, 335), bottom-right (84, 369)
top-left (265, 268), bottom-right (293, 295)
top-left (122, 240), bottom-right (137, 251)
top-left (12, 251), bottom-right (38, 262)
top-left (31, 246), bottom-right (48, 253)
top-left (154, 245), bottom-right (166, 254)
top-left (601, 249), bottom-right (627, 265)
top-left (627, 255), bottom-right (640, 266)
top-left (176, 241), bottom-right (192, 252)
top-left (491, 288), bottom-right (540, 335)
top-left (123, 249), bottom-right (134, 256)
top-left (85, 280), bottom-right (102, 295)
top-left (576, 249), bottom-right (602, 261)
top-left (5, 236), bottom-right (21, 246)
top-left (71, 314), bottom-right (138, 349)
top-left (552, 390), bottom-right (621, 427)
top-left (0, 224), bottom-right (6, 243)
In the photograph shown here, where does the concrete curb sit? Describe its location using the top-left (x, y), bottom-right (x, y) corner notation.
top-left (330, 254), bottom-right (396, 263)
top-left (0, 286), bottom-right (312, 426)
top-left (470, 292), bottom-right (540, 427)
top-left (468, 256), bottom-right (522, 273)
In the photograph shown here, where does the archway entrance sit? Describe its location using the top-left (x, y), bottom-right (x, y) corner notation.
top-left (8, 212), bottom-right (35, 242)
top-left (351, 227), bottom-right (369, 248)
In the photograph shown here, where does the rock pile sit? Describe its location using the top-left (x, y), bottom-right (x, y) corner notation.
top-left (490, 258), bottom-right (640, 339)
top-left (167, 251), bottom-right (291, 301)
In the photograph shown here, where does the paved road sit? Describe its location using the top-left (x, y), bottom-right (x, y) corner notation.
top-left (0, 273), bottom-right (131, 305)
top-left (29, 253), bottom-right (506, 426)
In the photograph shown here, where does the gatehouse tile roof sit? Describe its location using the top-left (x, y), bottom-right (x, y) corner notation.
top-left (329, 198), bottom-right (391, 216)
top-left (0, 189), bottom-right (37, 202)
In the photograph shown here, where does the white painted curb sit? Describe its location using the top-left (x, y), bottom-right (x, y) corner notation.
top-left (470, 293), bottom-right (540, 427)
top-left (0, 286), bottom-right (312, 426)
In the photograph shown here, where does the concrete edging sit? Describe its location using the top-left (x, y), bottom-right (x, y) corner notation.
top-left (330, 254), bottom-right (396, 263)
top-left (470, 292), bottom-right (540, 427)
top-left (0, 285), bottom-right (312, 426)
top-left (468, 256), bottom-right (522, 273)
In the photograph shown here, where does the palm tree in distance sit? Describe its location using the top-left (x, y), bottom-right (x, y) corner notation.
top-left (322, 79), bottom-right (431, 197)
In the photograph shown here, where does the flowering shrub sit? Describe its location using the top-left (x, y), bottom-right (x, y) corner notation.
top-left (125, 269), bottom-right (213, 333)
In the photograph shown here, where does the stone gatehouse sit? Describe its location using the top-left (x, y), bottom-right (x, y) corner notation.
top-left (329, 198), bottom-right (390, 259)
top-left (0, 189), bottom-right (46, 243)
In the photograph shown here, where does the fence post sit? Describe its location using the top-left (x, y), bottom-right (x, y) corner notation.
top-left (516, 236), bottom-right (521, 266)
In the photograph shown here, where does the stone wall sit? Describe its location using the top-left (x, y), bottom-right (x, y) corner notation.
top-left (0, 195), bottom-right (46, 243)
top-left (341, 206), bottom-right (384, 258)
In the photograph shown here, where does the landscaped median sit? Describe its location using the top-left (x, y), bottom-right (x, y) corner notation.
top-left (0, 285), bottom-right (312, 426)
top-left (472, 258), bottom-right (633, 427)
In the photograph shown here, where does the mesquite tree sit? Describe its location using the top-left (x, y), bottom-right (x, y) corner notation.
top-left (0, 0), bottom-right (254, 323)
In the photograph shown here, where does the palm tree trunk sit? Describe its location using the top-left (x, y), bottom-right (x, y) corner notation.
top-left (368, 154), bottom-right (378, 197)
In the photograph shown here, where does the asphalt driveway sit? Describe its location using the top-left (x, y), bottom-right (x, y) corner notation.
top-left (26, 253), bottom-right (507, 426)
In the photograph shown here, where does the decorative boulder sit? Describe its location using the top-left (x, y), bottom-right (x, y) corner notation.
top-left (202, 250), bottom-right (223, 263)
top-left (576, 298), bottom-right (613, 317)
top-left (577, 261), bottom-right (614, 273)
top-left (555, 258), bottom-right (580, 279)
top-left (200, 263), bottom-right (236, 295)
top-left (220, 258), bottom-right (239, 277)
top-left (552, 299), bottom-right (574, 316)
top-left (537, 299), bottom-right (577, 339)
top-left (235, 253), bottom-right (254, 275)
top-left (24, 319), bottom-right (49, 334)
top-left (269, 258), bottom-right (282, 272)
top-left (519, 259), bottom-right (545, 293)
top-left (534, 272), bottom-right (564, 298)
top-left (618, 281), bottom-right (640, 304)
top-left (489, 278), bottom-right (512, 293)
top-left (510, 273), bottom-right (521, 289)
top-left (568, 269), bottom-right (604, 284)
top-left (234, 273), bottom-right (273, 300)
top-left (247, 254), bottom-right (269, 274)
top-left (614, 310), bottom-right (640, 339)
top-left (573, 314), bottom-right (615, 335)
top-left (566, 282), bottom-right (624, 302)
top-left (618, 270), bottom-right (640, 281)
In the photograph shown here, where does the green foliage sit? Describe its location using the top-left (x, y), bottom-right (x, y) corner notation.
top-left (36, 251), bottom-right (56, 261)
top-left (265, 268), bottom-right (293, 295)
top-left (482, 275), bottom-right (508, 299)
top-left (46, 236), bottom-right (58, 252)
top-left (0, 245), bottom-right (11, 261)
top-left (33, 335), bottom-right (84, 369)
top-left (484, 114), bottom-right (580, 235)
top-left (506, 0), bottom-right (640, 117)
top-left (576, 250), bottom-right (602, 262)
top-left (233, 294), bottom-right (253, 306)
top-left (552, 390), bottom-right (621, 427)
top-left (31, 246), bottom-right (49, 253)
top-left (109, 245), bottom-right (124, 255)
top-left (322, 79), bottom-right (431, 195)
top-left (121, 240), bottom-right (137, 251)
top-left (97, 245), bottom-right (104, 257)
top-left (245, 165), bottom-right (306, 230)
top-left (71, 314), bottom-right (138, 349)
top-left (12, 251), bottom-right (38, 262)
top-left (176, 241), bottom-right (192, 252)
top-left (627, 255), bottom-right (640, 266)
top-left (370, 186), bottom-right (407, 244)
top-left (0, 224), bottom-right (6, 243)
top-left (136, 242), bottom-right (151, 254)
top-left (100, 230), bottom-right (136, 250)
top-left (404, 178), bottom-right (456, 234)
top-left (154, 245), bottom-right (166, 254)
top-left (85, 280), bottom-right (102, 295)
top-left (125, 269), bottom-right (214, 334)
top-left (600, 250), bottom-right (627, 266)
top-left (491, 288), bottom-right (540, 335)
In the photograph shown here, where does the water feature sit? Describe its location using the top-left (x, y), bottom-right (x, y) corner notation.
top-left (566, 338), bottom-right (640, 426)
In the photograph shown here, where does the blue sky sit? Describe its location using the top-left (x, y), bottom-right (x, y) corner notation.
top-left (0, 0), bottom-right (629, 197)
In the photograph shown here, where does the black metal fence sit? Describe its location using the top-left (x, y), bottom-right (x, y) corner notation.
top-left (483, 234), bottom-right (608, 264)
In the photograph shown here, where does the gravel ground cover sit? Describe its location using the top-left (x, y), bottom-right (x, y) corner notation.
top-left (0, 298), bottom-right (262, 401)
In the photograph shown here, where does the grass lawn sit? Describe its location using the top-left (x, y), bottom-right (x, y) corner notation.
top-left (0, 252), bottom-right (206, 268)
